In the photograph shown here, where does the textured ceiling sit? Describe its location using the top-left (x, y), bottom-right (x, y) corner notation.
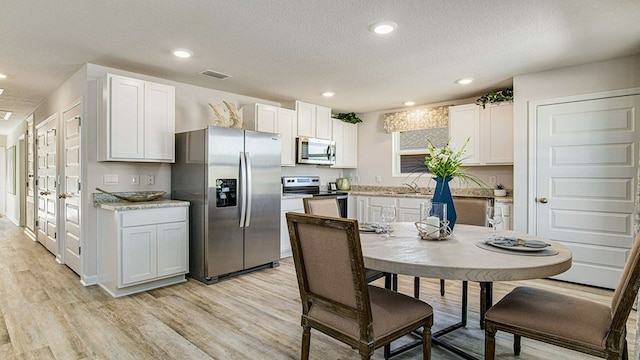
top-left (0, 0), bottom-right (639, 135)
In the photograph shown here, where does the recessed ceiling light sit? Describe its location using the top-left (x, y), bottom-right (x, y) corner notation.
top-left (172, 49), bottom-right (192, 58)
top-left (455, 78), bottom-right (474, 85)
top-left (403, 101), bottom-right (415, 106)
top-left (2, 111), bottom-right (12, 120)
top-left (322, 92), bottom-right (335, 97)
top-left (0, 74), bottom-right (7, 79)
top-left (0, 88), bottom-right (4, 95)
top-left (369, 21), bottom-right (397, 35)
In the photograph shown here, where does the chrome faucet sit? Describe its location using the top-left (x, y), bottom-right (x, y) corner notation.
top-left (402, 181), bottom-right (420, 193)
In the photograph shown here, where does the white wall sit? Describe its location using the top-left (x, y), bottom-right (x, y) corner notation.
top-left (512, 54), bottom-right (640, 232)
top-left (355, 98), bottom-right (514, 191)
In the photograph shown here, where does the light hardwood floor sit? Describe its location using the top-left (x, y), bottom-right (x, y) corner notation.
top-left (0, 217), bottom-right (635, 359)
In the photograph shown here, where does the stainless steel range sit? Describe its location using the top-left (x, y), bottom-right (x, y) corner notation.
top-left (282, 176), bottom-right (348, 217)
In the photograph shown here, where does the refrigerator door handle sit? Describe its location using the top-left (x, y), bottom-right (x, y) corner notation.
top-left (244, 152), bottom-right (253, 227)
top-left (239, 151), bottom-right (247, 227)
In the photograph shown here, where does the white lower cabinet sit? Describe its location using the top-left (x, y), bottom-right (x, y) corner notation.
top-left (281, 197), bottom-right (305, 258)
top-left (348, 195), bottom-right (368, 223)
top-left (98, 204), bottom-right (189, 297)
top-left (397, 198), bottom-right (429, 222)
top-left (494, 202), bottom-right (512, 230)
top-left (367, 196), bottom-right (397, 223)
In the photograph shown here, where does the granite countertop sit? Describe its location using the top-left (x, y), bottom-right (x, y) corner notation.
top-left (281, 194), bottom-right (313, 200)
top-left (347, 185), bottom-right (513, 203)
top-left (96, 199), bottom-right (190, 211)
top-left (93, 190), bottom-right (190, 211)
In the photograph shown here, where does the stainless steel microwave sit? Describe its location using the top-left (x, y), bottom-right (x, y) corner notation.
top-left (296, 137), bottom-right (336, 165)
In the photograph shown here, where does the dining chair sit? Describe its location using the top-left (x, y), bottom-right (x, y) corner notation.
top-left (302, 197), bottom-right (390, 286)
top-left (286, 212), bottom-right (433, 360)
top-left (484, 233), bottom-right (640, 359)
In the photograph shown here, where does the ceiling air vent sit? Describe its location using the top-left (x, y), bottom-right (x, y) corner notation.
top-left (199, 70), bottom-right (231, 80)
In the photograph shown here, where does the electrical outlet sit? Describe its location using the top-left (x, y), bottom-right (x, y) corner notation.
top-left (375, 175), bottom-right (382, 183)
top-left (131, 175), bottom-right (140, 185)
top-left (489, 176), bottom-right (497, 185)
top-left (144, 175), bottom-right (155, 185)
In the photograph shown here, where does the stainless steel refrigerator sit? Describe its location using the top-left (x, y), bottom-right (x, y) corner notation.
top-left (172, 126), bottom-right (281, 284)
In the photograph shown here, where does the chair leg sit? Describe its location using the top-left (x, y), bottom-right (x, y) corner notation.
top-left (440, 279), bottom-right (445, 296)
top-left (414, 277), bottom-right (420, 298)
top-left (422, 325), bottom-right (432, 360)
top-left (301, 326), bottom-right (310, 360)
top-left (484, 325), bottom-right (496, 360)
top-left (513, 334), bottom-right (521, 355)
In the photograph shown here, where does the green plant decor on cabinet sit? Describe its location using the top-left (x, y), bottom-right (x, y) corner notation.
top-left (476, 88), bottom-right (513, 108)
top-left (332, 112), bottom-right (362, 124)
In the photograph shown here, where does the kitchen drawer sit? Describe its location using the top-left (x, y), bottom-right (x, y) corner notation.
top-left (368, 196), bottom-right (396, 207)
top-left (120, 207), bottom-right (187, 227)
top-left (398, 198), bottom-right (428, 209)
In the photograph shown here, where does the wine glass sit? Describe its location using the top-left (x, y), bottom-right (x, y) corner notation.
top-left (486, 206), bottom-right (503, 234)
top-left (380, 205), bottom-right (397, 238)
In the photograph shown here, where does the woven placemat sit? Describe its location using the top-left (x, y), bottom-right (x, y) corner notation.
top-left (475, 241), bottom-right (559, 256)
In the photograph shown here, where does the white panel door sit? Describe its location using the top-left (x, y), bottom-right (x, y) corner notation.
top-left (36, 116), bottom-right (58, 256)
top-left (62, 102), bottom-right (82, 275)
top-left (25, 119), bottom-right (36, 236)
top-left (536, 94), bottom-right (640, 288)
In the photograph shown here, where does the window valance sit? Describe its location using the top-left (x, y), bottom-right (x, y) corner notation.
top-left (383, 106), bottom-right (450, 133)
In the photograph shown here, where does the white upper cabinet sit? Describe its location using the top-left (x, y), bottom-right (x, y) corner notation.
top-left (98, 74), bottom-right (175, 162)
top-left (295, 100), bottom-right (332, 140)
top-left (449, 104), bottom-right (481, 164)
top-left (331, 119), bottom-right (358, 168)
top-left (449, 102), bottom-right (513, 165)
top-left (242, 103), bottom-right (297, 166)
top-left (481, 103), bottom-right (514, 164)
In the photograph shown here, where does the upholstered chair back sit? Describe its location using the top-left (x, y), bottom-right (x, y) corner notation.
top-left (303, 198), bottom-right (341, 218)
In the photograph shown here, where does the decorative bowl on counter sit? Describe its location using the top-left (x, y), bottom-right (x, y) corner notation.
top-left (95, 188), bottom-right (166, 202)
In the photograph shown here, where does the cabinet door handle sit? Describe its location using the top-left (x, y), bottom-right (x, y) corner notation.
top-left (538, 197), bottom-right (548, 203)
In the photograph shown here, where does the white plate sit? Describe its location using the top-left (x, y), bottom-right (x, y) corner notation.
top-left (359, 226), bottom-right (378, 233)
top-left (485, 240), bottom-right (549, 252)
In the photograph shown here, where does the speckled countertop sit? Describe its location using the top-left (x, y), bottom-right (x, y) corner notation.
top-left (346, 185), bottom-right (513, 203)
top-left (93, 191), bottom-right (190, 211)
top-left (96, 200), bottom-right (190, 211)
top-left (281, 194), bottom-right (313, 200)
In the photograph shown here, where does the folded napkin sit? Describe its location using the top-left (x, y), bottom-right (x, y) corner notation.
top-left (486, 236), bottom-right (550, 248)
top-left (361, 223), bottom-right (392, 234)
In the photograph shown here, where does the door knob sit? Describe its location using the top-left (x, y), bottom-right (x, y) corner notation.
top-left (58, 194), bottom-right (66, 199)
top-left (539, 197), bottom-right (548, 203)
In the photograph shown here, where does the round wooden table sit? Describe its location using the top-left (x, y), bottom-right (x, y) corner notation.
top-left (359, 223), bottom-right (572, 359)
top-left (360, 223), bottom-right (572, 282)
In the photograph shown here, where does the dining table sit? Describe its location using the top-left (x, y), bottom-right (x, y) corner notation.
top-left (358, 222), bottom-right (572, 359)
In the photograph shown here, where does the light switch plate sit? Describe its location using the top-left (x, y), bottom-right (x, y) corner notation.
top-left (104, 174), bottom-right (119, 185)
